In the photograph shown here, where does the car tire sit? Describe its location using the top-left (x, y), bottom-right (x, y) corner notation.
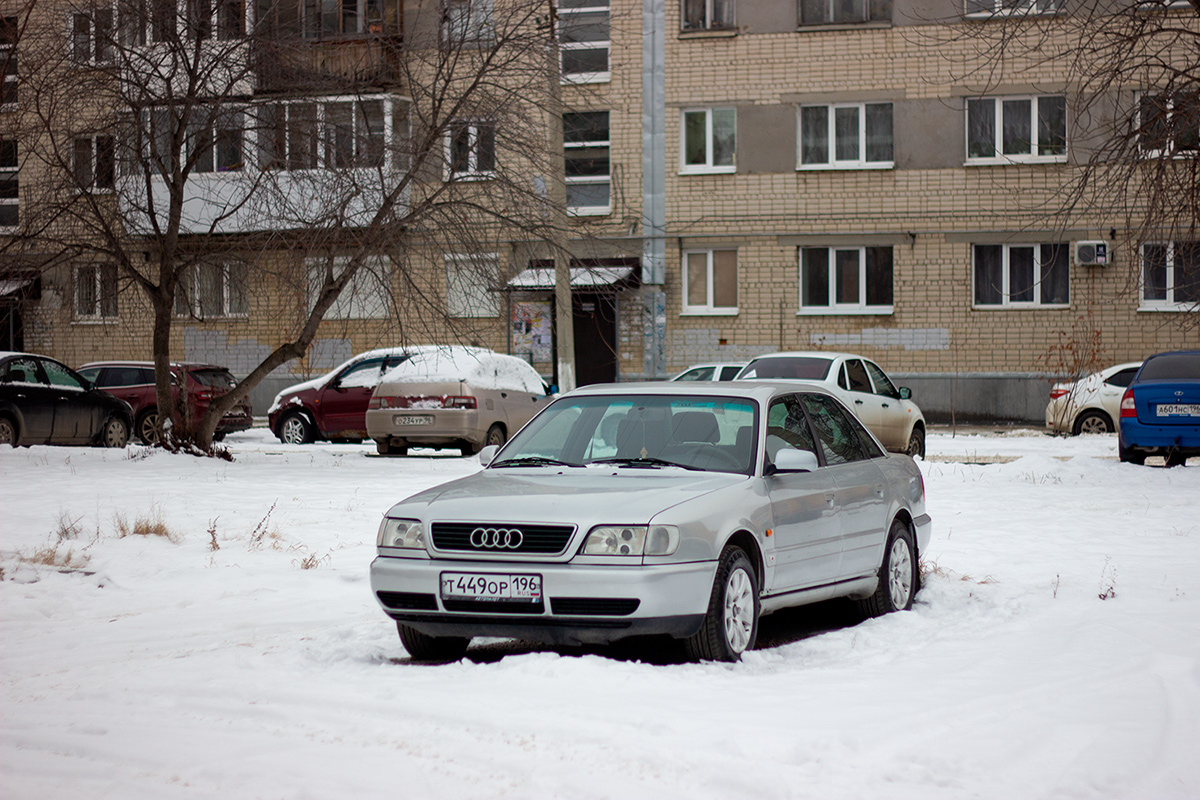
top-left (905, 426), bottom-right (926, 459)
top-left (485, 423), bottom-right (506, 449)
top-left (135, 409), bottom-right (160, 445)
top-left (684, 545), bottom-right (759, 663)
top-left (857, 519), bottom-right (917, 618)
top-left (278, 412), bottom-right (315, 445)
top-left (397, 623), bottom-right (470, 663)
top-left (0, 416), bottom-right (18, 447)
top-left (1073, 410), bottom-right (1113, 435)
top-left (376, 439), bottom-right (407, 456)
top-left (101, 416), bottom-right (130, 448)
top-left (1118, 442), bottom-right (1146, 465)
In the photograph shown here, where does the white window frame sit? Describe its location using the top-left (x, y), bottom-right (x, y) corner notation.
top-left (564, 110), bottom-right (610, 216)
top-left (558, 0), bottom-right (610, 85)
top-left (74, 263), bottom-right (119, 320)
top-left (2, 15), bottom-right (18, 109)
top-left (445, 120), bottom-right (496, 180)
top-left (1140, 242), bottom-right (1199, 311)
top-left (1137, 92), bottom-right (1200, 159)
top-left (0, 138), bottom-right (16, 228)
top-left (442, 0), bottom-right (494, 45)
top-left (797, 102), bottom-right (893, 170)
top-left (963, 0), bottom-right (1063, 18)
top-left (187, 107), bottom-right (245, 173)
top-left (971, 243), bottom-right (1071, 309)
top-left (799, 0), bottom-right (891, 25)
top-left (73, 135), bottom-right (116, 191)
top-left (69, 7), bottom-right (114, 64)
top-left (681, 0), bottom-right (735, 31)
top-left (966, 95), bottom-right (1068, 164)
top-left (175, 261), bottom-right (249, 319)
top-left (445, 253), bottom-right (500, 317)
top-left (306, 255), bottom-right (391, 320)
top-left (256, 96), bottom-right (406, 172)
top-left (682, 248), bottom-right (738, 315)
top-left (680, 107), bottom-right (736, 175)
top-left (798, 246), bottom-right (894, 315)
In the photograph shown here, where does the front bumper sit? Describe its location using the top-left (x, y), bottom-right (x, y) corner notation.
top-left (370, 555), bottom-right (715, 645)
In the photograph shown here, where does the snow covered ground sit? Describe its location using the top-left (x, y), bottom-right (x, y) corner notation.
top-left (2, 427), bottom-right (1199, 799)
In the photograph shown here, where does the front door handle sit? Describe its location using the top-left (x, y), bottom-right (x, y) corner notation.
top-left (823, 491), bottom-right (836, 507)
top-left (854, 399), bottom-right (864, 405)
top-left (874, 483), bottom-right (885, 498)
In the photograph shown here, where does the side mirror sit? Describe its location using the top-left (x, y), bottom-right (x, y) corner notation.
top-left (548, 384), bottom-right (558, 395)
top-left (478, 444), bottom-right (499, 466)
top-left (767, 449), bottom-right (820, 474)
top-left (898, 387), bottom-right (912, 400)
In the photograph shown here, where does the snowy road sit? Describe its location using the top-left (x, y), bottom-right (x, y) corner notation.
top-left (2, 429), bottom-right (1198, 799)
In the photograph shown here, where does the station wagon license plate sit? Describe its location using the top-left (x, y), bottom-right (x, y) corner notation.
top-left (441, 572), bottom-right (542, 602)
top-left (394, 414), bottom-right (433, 426)
top-left (1156, 404), bottom-right (1200, 417)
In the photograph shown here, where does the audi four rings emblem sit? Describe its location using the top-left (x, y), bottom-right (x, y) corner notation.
top-left (470, 527), bottom-right (524, 549)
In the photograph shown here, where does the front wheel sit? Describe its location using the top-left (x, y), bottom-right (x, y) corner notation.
top-left (857, 520), bottom-right (917, 618)
top-left (278, 412), bottom-right (315, 445)
top-left (397, 623), bottom-right (470, 663)
top-left (905, 426), bottom-right (926, 459)
top-left (100, 416), bottom-right (130, 448)
top-left (684, 546), bottom-right (759, 662)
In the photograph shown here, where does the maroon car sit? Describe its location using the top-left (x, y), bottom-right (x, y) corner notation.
top-left (76, 361), bottom-right (254, 445)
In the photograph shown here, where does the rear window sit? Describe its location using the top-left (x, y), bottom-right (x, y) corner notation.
top-left (738, 357), bottom-right (833, 381)
top-left (1138, 354), bottom-right (1200, 381)
top-left (189, 368), bottom-right (236, 388)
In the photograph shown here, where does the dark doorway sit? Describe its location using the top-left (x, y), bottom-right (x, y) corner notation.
top-left (572, 292), bottom-right (617, 385)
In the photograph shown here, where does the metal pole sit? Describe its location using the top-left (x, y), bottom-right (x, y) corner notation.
top-left (546, 0), bottom-right (576, 391)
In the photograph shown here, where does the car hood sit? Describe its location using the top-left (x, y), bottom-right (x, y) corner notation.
top-left (268, 380), bottom-right (324, 415)
top-left (387, 468), bottom-right (749, 524)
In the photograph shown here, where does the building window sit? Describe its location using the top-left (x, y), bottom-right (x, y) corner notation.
top-left (75, 263), bottom-right (119, 319)
top-left (564, 111), bottom-right (610, 215)
top-left (445, 253), bottom-right (499, 317)
top-left (682, 0), bottom-right (734, 30)
top-left (175, 261), bottom-right (249, 318)
top-left (799, 0), bottom-right (890, 25)
top-left (2, 16), bottom-right (17, 107)
top-left (183, 0), bottom-right (246, 39)
top-left (559, 0), bottom-right (609, 83)
top-left (188, 109), bottom-right (244, 172)
top-left (967, 95), bottom-right (1067, 162)
top-left (798, 102), bottom-right (892, 169)
top-left (1141, 242), bottom-right (1199, 310)
top-left (963, 0), bottom-right (1062, 16)
top-left (71, 8), bottom-right (114, 63)
top-left (442, 0), bottom-right (493, 45)
top-left (301, 0), bottom-right (400, 38)
top-left (1138, 93), bottom-right (1200, 158)
top-left (256, 97), bottom-right (403, 171)
top-left (0, 138), bottom-right (16, 227)
top-left (972, 243), bottom-right (1070, 307)
top-left (446, 120), bottom-right (495, 179)
top-left (800, 246), bottom-right (893, 314)
top-left (681, 108), bottom-right (735, 174)
top-left (306, 255), bottom-right (391, 319)
top-left (683, 249), bottom-right (738, 314)
top-left (74, 136), bottom-right (116, 190)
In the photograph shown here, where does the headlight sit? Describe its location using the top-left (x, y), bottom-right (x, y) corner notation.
top-left (377, 518), bottom-right (426, 549)
top-left (581, 525), bottom-right (679, 556)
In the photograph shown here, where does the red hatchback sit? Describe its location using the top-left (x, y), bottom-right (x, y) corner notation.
top-left (76, 361), bottom-right (254, 445)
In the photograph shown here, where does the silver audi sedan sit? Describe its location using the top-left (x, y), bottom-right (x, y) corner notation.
top-left (370, 382), bottom-right (931, 663)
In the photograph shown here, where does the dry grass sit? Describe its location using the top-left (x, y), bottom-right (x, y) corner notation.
top-left (113, 508), bottom-right (179, 543)
top-left (292, 551), bottom-right (331, 570)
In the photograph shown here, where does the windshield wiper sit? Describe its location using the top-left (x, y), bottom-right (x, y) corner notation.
top-left (492, 456), bottom-right (582, 468)
top-left (589, 456), bottom-right (703, 471)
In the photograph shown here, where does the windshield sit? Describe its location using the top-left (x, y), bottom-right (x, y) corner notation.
top-left (494, 394), bottom-right (759, 475)
top-left (737, 356), bottom-right (832, 381)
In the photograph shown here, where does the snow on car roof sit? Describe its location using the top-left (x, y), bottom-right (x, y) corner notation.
top-left (379, 347), bottom-right (545, 394)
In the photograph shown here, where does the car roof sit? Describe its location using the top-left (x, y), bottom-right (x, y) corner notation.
top-left (78, 360), bottom-right (230, 371)
top-left (743, 351), bottom-right (859, 362)
top-left (565, 380), bottom-right (834, 403)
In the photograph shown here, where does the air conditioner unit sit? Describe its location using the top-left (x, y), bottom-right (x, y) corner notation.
top-left (1074, 240), bottom-right (1110, 267)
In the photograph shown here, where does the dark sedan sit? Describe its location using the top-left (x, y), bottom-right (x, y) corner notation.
top-left (0, 352), bottom-right (132, 448)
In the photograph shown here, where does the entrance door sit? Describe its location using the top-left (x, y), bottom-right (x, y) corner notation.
top-left (572, 293), bottom-right (617, 386)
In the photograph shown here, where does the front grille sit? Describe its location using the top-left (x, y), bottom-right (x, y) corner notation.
top-left (441, 598), bottom-right (546, 614)
top-left (431, 522), bottom-right (575, 555)
top-left (377, 591), bottom-right (438, 610)
top-left (550, 598), bottom-right (641, 616)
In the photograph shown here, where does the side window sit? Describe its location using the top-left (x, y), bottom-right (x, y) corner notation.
top-left (862, 360), bottom-right (898, 397)
top-left (799, 393), bottom-right (869, 465)
top-left (844, 359), bottom-right (871, 393)
top-left (41, 359), bottom-right (87, 390)
top-left (336, 358), bottom-right (385, 388)
top-left (2, 357), bottom-right (46, 384)
top-left (765, 396), bottom-right (818, 465)
top-left (1105, 368), bottom-right (1138, 388)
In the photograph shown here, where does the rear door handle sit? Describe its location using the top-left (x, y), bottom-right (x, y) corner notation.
top-left (823, 491), bottom-right (836, 507)
top-left (854, 399), bottom-right (864, 405)
top-left (874, 483), bottom-right (885, 498)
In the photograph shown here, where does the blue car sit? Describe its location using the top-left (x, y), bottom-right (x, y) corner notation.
top-left (1118, 350), bottom-right (1200, 466)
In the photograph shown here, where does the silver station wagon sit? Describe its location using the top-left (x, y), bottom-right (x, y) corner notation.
top-left (370, 382), bottom-right (932, 662)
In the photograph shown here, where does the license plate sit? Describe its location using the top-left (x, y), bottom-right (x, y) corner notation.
top-left (441, 572), bottom-right (542, 602)
top-left (394, 414), bottom-right (433, 426)
top-left (1156, 404), bottom-right (1200, 417)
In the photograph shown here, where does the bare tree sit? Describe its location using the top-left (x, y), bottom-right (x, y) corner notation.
top-left (9, 0), bottom-right (572, 453)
